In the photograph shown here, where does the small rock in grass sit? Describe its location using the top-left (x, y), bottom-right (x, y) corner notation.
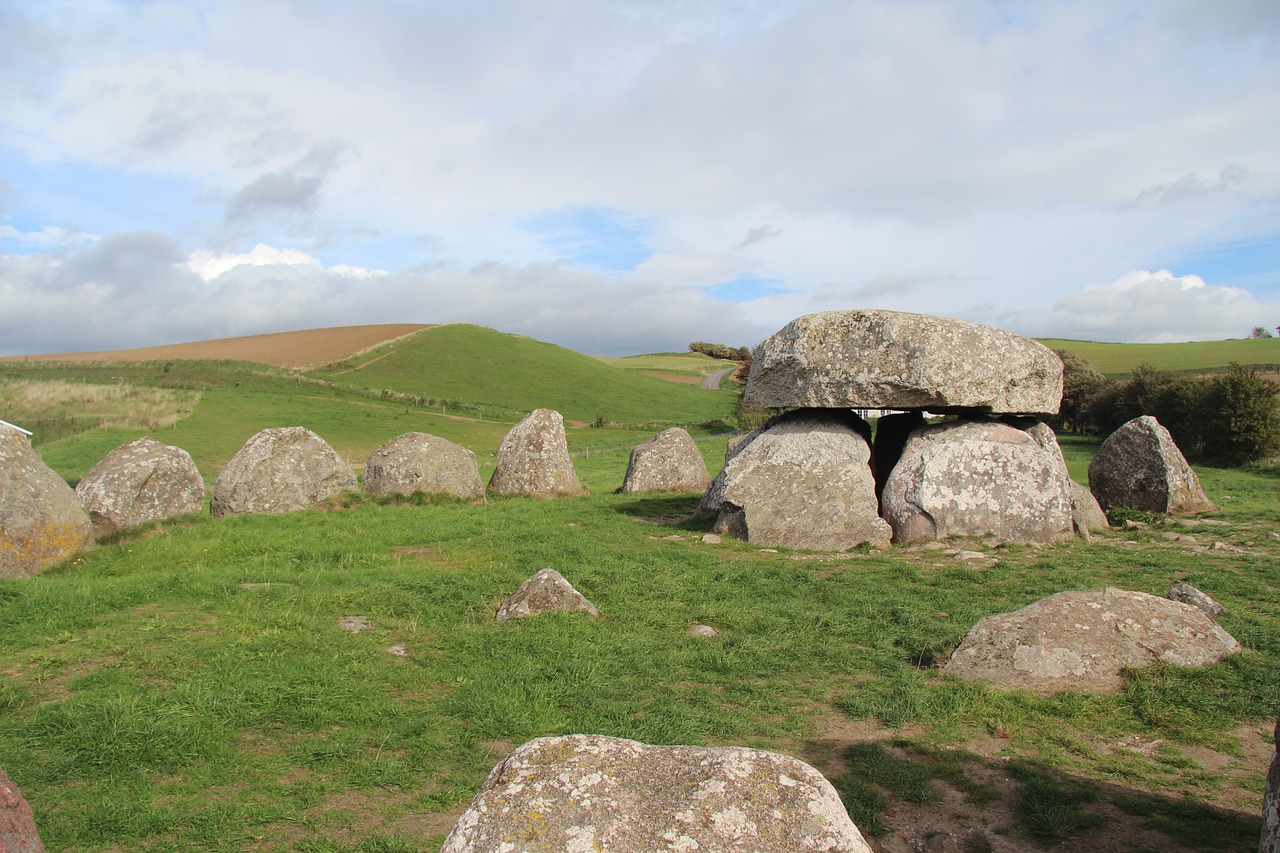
top-left (689, 625), bottom-right (720, 638)
top-left (495, 569), bottom-right (599, 623)
top-left (1169, 582), bottom-right (1224, 618)
top-left (385, 645), bottom-right (407, 656)
top-left (700, 533), bottom-right (722, 544)
top-left (339, 616), bottom-right (369, 633)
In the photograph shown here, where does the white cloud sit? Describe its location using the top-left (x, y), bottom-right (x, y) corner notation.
top-left (1019, 270), bottom-right (1277, 342)
top-left (1, 2), bottom-right (1278, 353)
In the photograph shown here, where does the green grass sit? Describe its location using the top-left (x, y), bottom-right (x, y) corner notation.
top-left (1041, 337), bottom-right (1280, 377)
top-left (2, 331), bottom-right (1278, 850)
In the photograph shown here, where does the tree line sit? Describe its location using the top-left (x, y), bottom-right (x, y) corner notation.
top-left (1049, 352), bottom-right (1280, 466)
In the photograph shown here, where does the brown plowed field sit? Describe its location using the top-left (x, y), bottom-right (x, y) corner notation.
top-left (0, 324), bottom-right (432, 369)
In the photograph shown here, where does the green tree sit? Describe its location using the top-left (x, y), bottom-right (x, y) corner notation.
top-left (1202, 363), bottom-right (1280, 465)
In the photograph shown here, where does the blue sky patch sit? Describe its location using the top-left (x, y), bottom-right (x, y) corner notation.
top-left (704, 275), bottom-right (794, 303)
top-left (1163, 232), bottom-right (1280, 294)
top-left (527, 206), bottom-right (653, 272)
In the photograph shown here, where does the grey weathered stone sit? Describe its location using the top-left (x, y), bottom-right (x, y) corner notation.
top-left (441, 734), bottom-right (873, 853)
top-left (881, 419), bottom-right (1074, 545)
top-left (210, 427), bottom-right (358, 518)
top-left (709, 410), bottom-right (890, 551)
top-left (944, 587), bottom-right (1241, 693)
top-left (744, 310), bottom-right (1064, 415)
top-left (1169, 581), bottom-right (1225, 618)
top-left (0, 429), bottom-right (92, 578)
top-left (494, 568), bottom-right (599, 623)
top-left (1262, 712), bottom-right (1280, 853)
top-left (362, 432), bottom-right (483, 500)
top-left (696, 421), bottom-right (771, 519)
top-left (1069, 480), bottom-right (1110, 536)
top-left (75, 437), bottom-right (205, 538)
top-left (1088, 416), bottom-right (1216, 515)
top-left (488, 408), bottom-right (583, 497)
top-left (621, 427), bottom-right (711, 494)
top-left (0, 768), bottom-right (44, 852)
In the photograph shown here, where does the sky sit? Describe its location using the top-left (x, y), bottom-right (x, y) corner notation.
top-left (1, 0), bottom-right (1278, 358)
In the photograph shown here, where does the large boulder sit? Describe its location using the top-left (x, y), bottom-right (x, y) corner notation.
top-left (362, 432), bottom-right (483, 500)
top-left (943, 587), bottom-right (1241, 693)
top-left (0, 769), bottom-right (44, 852)
top-left (745, 310), bottom-right (1064, 415)
top-left (621, 427), bottom-right (711, 494)
top-left (494, 568), bottom-right (599, 623)
top-left (210, 427), bottom-right (358, 518)
top-left (75, 437), bottom-right (205, 538)
top-left (709, 410), bottom-right (891, 551)
top-left (881, 419), bottom-right (1075, 545)
top-left (487, 408), bottom-right (583, 497)
top-left (0, 429), bottom-right (92, 578)
top-left (696, 420), bottom-right (772, 519)
top-left (442, 734), bottom-right (873, 853)
top-left (1088, 416), bottom-right (1216, 515)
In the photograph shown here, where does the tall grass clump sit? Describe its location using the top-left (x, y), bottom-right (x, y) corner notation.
top-left (0, 378), bottom-right (200, 444)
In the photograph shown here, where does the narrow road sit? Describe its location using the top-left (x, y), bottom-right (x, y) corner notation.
top-left (701, 367), bottom-right (733, 389)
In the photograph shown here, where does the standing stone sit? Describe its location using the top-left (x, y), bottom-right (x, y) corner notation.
top-left (487, 408), bottom-right (583, 497)
top-left (1088, 416), bottom-right (1216, 515)
top-left (943, 587), bottom-right (1240, 693)
top-left (442, 734), bottom-right (873, 853)
top-left (881, 419), bottom-right (1074, 545)
top-left (710, 410), bottom-right (891, 551)
top-left (1069, 480), bottom-right (1110, 535)
top-left (362, 432), bottom-right (483, 500)
top-left (211, 427), bottom-right (358, 518)
top-left (745, 310), bottom-right (1064, 415)
top-left (696, 420), bottom-right (772, 519)
top-left (75, 437), bottom-right (205, 538)
top-left (0, 768), bottom-right (44, 852)
top-left (1263, 712), bottom-right (1280, 853)
top-left (494, 569), bottom-right (599, 622)
top-left (0, 429), bottom-right (91, 578)
top-left (621, 428), bottom-right (711, 494)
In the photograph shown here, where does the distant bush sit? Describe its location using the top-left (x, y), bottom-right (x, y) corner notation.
top-left (689, 342), bottom-right (751, 361)
top-left (1061, 356), bottom-right (1279, 466)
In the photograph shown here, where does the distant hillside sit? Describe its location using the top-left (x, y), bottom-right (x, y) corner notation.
top-left (311, 323), bottom-right (736, 426)
top-left (1041, 337), bottom-right (1280, 376)
top-left (0, 324), bottom-right (431, 369)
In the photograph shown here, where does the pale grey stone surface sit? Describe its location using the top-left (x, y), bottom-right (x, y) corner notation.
top-left (362, 432), bottom-right (483, 499)
top-left (709, 411), bottom-right (890, 551)
top-left (494, 568), bottom-right (599, 623)
top-left (210, 427), bottom-right (358, 518)
top-left (1069, 480), bottom-right (1110, 535)
top-left (488, 408), bottom-right (583, 497)
top-left (944, 587), bottom-right (1241, 693)
top-left (881, 419), bottom-right (1074, 545)
top-left (1088, 416), bottom-right (1216, 515)
top-left (0, 429), bottom-right (91, 578)
top-left (75, 437), bottom-right (205, 538)
top-left (441, 734), bottom-right (873, 853)
top-left (744, 310), bottom-right (1063, 415)
top-left (621, 427), bottom-right (711, 494)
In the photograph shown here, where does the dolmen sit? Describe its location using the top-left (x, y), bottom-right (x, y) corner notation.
top-left (442, 734), bottom-right (873, 852)
top-left (0, 427), bottom-right (91, 577)
top-left (700, 309), bottom-right (1087, 549)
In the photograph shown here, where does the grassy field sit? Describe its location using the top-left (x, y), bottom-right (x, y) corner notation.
top-left (1042, 337), bottom-right (1280, 376)
top-left (312, 324), bottom-right (737, 428)
top-left (2, 328), bottom-right (1279, 851)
